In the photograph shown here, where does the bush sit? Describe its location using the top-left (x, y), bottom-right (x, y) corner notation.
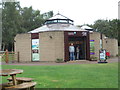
top-left (90, 56), bottom-right (98, 61)
top-left (55, 58), bottom-right (64, 63)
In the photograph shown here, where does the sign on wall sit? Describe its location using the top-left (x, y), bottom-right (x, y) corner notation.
top-left (32, 39), bottom-right (39, 61)
top-left (90, 40), bottom-right (95, 55)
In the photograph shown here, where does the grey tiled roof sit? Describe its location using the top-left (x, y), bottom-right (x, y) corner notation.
top-left (29, 13), bottom-right (87, 33)
top-left (28, 24), bottom-right (87, 33)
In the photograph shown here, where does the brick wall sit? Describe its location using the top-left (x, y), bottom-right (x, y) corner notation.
top-left (14, 31), bottom-right (118, 62)
top-left (90, 32), bottom-right (100, 58)
top-left (90, 32), bottom-right (118, 58)
top-left (103, 38), bottom-right (118, 56)
top-left (14, 34), bottom-right (31, 62)
top-left (39, 31), bottom-right (64, 61)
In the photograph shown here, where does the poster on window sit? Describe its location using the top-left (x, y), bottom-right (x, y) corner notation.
top-left (90, 40), bottom-right (95, 55)
top-left (32, 39), bottom-right (39, 61)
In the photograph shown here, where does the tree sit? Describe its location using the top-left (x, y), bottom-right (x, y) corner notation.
top-left (20, 7), bottom-right (41, 32)
top-left (42, 11), bottom-right (53, 19)
top-left (2, 2), bottom-right (54, 51)
top-left (118, 20), bottom-right (120, 46)
top-left (108, 19), bottom-right (118, 39)
top-left (20, 7), bottom-right (53, 32)
top-left (2, 2), bottom-right (22, 51)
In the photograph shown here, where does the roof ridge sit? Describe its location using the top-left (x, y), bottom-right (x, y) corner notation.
top-left (48, 13), bottom-right (71, 20)
top-left (56, 13), bottom-right (69, 19)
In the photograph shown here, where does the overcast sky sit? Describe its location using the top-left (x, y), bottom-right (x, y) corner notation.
top-left (17, 0), bottom-right (119, 25)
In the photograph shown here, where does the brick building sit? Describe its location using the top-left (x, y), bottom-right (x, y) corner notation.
top-left (14, 13), bottom-right (118, 62)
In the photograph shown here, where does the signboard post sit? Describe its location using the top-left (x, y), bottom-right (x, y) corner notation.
top-left (98, 49), bottom-right (107, 63)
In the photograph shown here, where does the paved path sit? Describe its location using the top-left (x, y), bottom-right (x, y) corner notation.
top-left (1, 57), bottom-right (119, 66)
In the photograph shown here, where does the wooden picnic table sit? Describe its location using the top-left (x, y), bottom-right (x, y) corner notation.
top-left (0, 69), bottom-right (23, 85)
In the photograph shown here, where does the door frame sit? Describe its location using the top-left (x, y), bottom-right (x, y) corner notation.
top-left (64, 31), bottom-right (90, 61)
top-left (31, 33), bottom-right (40, 62)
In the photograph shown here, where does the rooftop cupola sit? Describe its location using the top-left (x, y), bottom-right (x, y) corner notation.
top-left (45, 13), bottom-right (74, 25)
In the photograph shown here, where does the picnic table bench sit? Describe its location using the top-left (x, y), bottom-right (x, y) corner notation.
top-left (0, 69), bottom-right (37, 90)
top-left (0, 69), bottom-right (23, 85)
top-left (4, 82), bottom-right (37, 90)
top-left (7, 77), bottom-right (34, 84)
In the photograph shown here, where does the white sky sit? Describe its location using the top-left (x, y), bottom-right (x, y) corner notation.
top-left (17, 0), bottom-right (119, 25)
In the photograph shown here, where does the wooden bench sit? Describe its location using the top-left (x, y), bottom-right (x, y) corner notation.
top-left (4, 82), bottom-right (37, 90)
top-left (7, 77), bottom-right (34, 84)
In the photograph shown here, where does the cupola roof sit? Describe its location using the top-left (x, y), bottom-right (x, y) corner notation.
top-left (45, 13), bottom-right (74, 25)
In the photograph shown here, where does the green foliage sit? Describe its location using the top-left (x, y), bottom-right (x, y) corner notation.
top-left (118, 20), bottom-right (120, 46)
top-left (2, 2), bottom-right (53, 51)
top-left (20, 6), bottom-right (46, 32)
top-left (90, 56), bottom-right (98, 60)
top-left (2, 2), bottom-right (22, 50)
top-left (2, 63), bottom-right (118, 88)
top-left (55, 58), bottom-right (64, 63)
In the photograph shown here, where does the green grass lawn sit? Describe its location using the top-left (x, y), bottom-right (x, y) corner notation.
top-left (1, 63), bottom-right (118, 88)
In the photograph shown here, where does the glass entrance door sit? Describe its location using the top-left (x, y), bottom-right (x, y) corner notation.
top-left (68, 37), bottom-right (86, 60)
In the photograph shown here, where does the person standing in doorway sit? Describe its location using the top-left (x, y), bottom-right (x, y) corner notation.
top-left (69, 43), bottom-right (75, 61)
top-left (76, 46), bottom-right (80, 60)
